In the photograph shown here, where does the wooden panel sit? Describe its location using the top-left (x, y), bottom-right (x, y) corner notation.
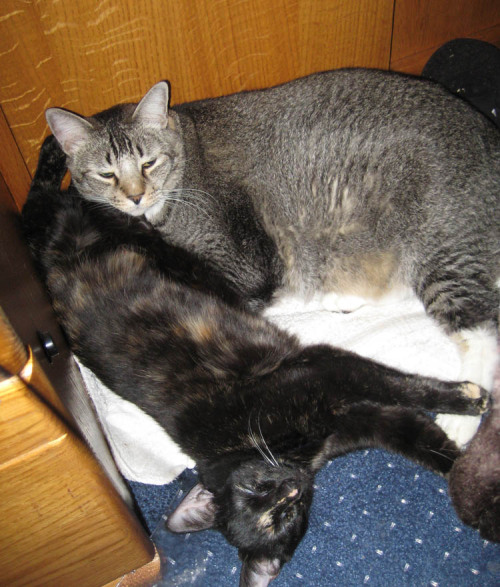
top-left (391, 0), bottom-right (500, 74)
top-left (103, 549), bottom-right (161, 587)
top-left (0, 373), bottom-right (155, 586)
top-left (0, 369), bottom-right (62, 463)
top-left (0, 306), bottom-right (27, 377)
top-left (0, 0), bottom-right (394, 199)
top-left (0, 307), bottom-right (68, 418)
top-left (0, 106), bottom-right (31, 211)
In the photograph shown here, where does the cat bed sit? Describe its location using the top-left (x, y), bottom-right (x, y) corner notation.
top-left (76, 294), bottom-right (500, 585)
top-left (422, 38), bottom-right (500, 129)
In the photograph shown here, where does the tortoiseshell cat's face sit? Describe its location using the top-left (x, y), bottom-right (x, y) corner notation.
top-left (167, 459), bottom-right (314, 585)
top-left (45, 82), bottom-right (183, 219)
top-left (222, 460), bottom-right (314, 558)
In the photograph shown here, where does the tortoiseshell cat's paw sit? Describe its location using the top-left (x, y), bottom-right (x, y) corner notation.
top-left (459, 382), bottom-right (490, 414)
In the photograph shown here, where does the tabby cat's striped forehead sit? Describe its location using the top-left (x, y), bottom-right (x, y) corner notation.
top-left (105, 130), bottom-right (144, 162)
top-left (91, 104), bottom-right (150, 161)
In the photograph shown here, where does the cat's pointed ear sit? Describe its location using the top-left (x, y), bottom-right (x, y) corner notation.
top-left (132, 81), bottom-right (170, 129)
top-left (166, 483), bottom-right (217, 533)
top-left (45, 108), bottom-right (93, 157)
top-left (239, 557), bottom-right (282, 587)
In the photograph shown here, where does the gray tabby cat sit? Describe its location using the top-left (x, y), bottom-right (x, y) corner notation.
top-left (46, 68), bottom-right (500, 446)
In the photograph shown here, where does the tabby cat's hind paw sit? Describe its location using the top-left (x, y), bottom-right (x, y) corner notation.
top-left (435, 414), bottom-right (482, 448)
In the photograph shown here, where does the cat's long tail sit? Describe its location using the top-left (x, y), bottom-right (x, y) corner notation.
top-left (31, 135), bottom-right (67, 190)
top-left (22, 135), bottom-right (69, 261)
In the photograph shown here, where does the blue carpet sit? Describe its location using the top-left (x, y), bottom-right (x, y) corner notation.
top-left (129, 449), bottom-right (500, 586)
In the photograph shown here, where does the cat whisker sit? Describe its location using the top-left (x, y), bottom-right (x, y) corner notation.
top-left (248, 417), bottom-right (276, 468)
top-left (160, 187), bottom-right (218, 214)
top-left (168, 187), bottom-right (218, 205)
top-left (256, 411), bottom-right (280, 468)
top-left (249, 435), bottom-right (276, 468)
top-left (160, 194), bottom-right (212, 219)
top-left (87, 199), bottom-right (118, 212)
top-left (426, 448), bottom-right (456, 462)
top-left (160, 189), bottom-right (212, 204)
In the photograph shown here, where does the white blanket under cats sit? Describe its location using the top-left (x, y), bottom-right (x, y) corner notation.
top-left (77, 296), bottom-right (463, 485)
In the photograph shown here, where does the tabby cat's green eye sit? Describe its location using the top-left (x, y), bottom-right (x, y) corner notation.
top-left (142, 159), bottom-right (157, 169)
top-left (99, 171), bottom-right (115, 179)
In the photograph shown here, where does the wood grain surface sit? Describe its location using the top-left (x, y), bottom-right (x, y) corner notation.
top-left (0, 372), bottom-right (156, 586)
top-left (0, 0), bottom-right (394, 184)
top-left (0, 107), bottom-right (31, 211)
top-left (0, 306), bottom-right (27, 377)
top-left (391, 0), bottom-right (500, 73)
top-left (1, 0), bottom-right (499, 202)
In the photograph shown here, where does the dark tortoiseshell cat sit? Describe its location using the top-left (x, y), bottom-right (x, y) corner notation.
top-left (23, 137), bottom-right (490, 586)
top-left (45, 69), bottom-right (500, 446)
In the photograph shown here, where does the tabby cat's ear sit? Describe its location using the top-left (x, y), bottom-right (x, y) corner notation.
top-left (132, 81), bottom-right (170, 129)
top-left (240, 557), bottom-right (282, 587)
top-left (45, 108), bottom-right (93, 157)
top-left (166, 483), bottom-right (217, 533)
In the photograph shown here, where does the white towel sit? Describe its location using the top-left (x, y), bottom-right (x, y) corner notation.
top-left (77, 296), bottom-right (461, 485)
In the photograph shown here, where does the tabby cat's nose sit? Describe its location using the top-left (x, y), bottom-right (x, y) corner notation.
top-left (128, 193), bottom-right (144, 205)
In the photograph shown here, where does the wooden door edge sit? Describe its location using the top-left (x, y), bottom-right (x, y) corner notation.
top-left (103, 546), bottom-right (162, 587)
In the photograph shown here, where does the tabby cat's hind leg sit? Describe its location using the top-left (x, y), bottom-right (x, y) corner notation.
top-left (435, 324), bottom-right (498, 446)
top-left (452, 323), bottom-right (499, 391)
top-left (416, 254), bottom-right (499, 447)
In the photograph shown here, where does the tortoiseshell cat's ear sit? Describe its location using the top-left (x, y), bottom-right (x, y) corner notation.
top-left (239, 557), bottom-right (282, 587)
top-left (166, 483), bottom-right (217, 533)
top-left (45, 108), bottom-right (93, 157)
top-left (132, 81), bottom-right (170, 129)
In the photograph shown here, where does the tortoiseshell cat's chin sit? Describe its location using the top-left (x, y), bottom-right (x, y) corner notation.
top-left (166, 459), bottom-right (314, 582)
top-left (221, 461), bottom-right (313, 560)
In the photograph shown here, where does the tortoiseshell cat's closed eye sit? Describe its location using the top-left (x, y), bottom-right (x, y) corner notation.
top-left (23, 137), bottom-right (490, 586)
